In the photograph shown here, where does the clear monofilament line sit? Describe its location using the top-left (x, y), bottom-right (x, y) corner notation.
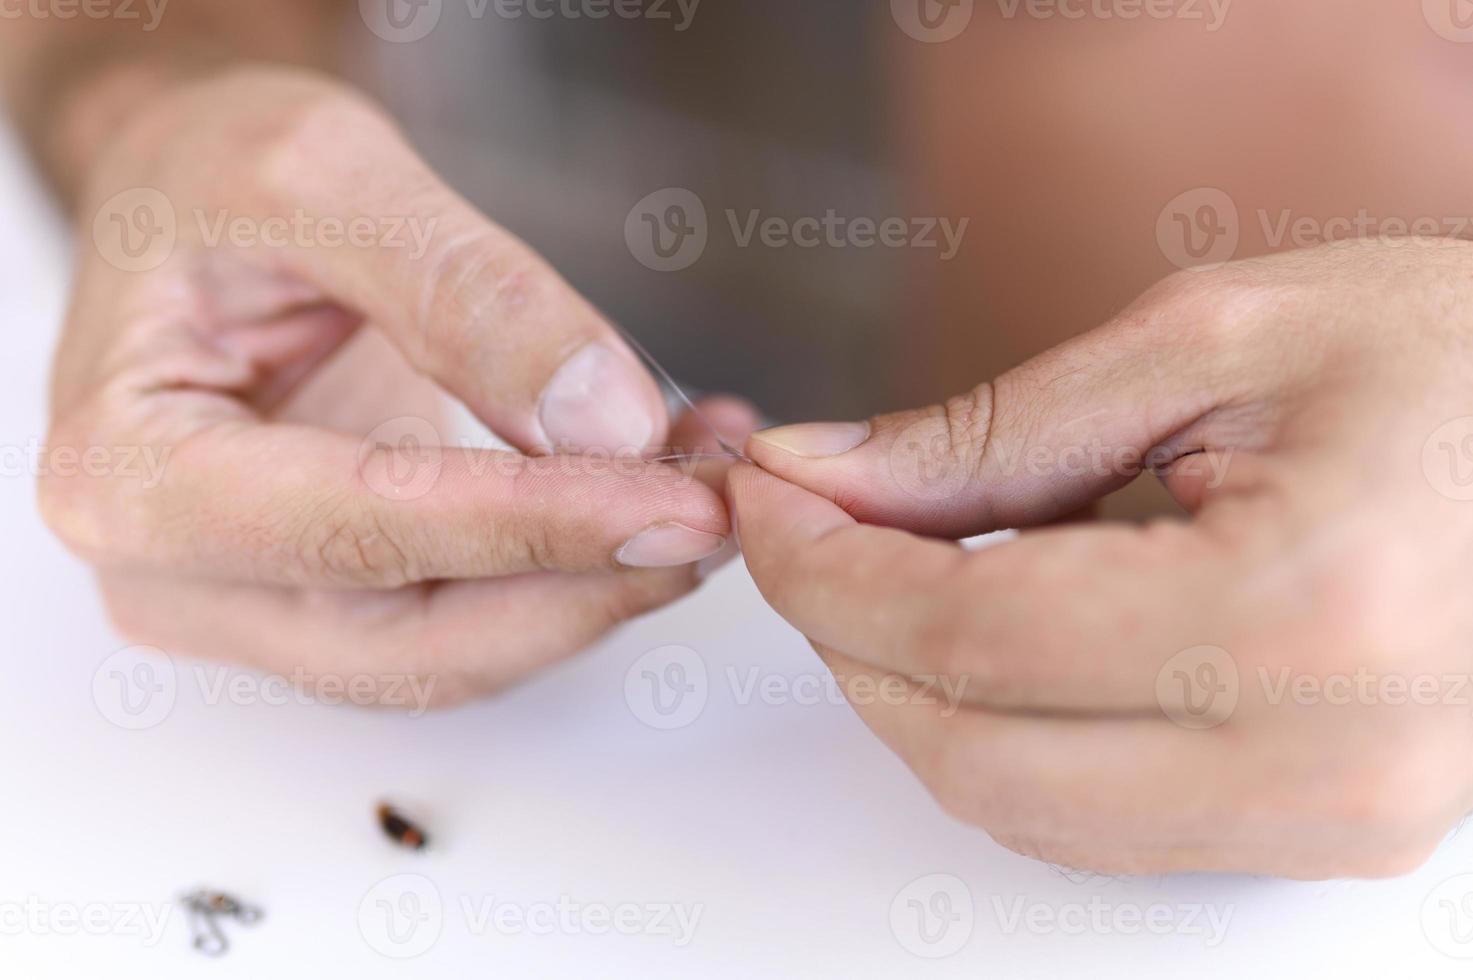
top-left (608, 315), bottom-right (751, 462)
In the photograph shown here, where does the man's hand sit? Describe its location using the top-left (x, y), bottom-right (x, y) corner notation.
top-left (38, 67), bottom-right (753, 705)
top-left (731, 239), bottom-right (1473, 879)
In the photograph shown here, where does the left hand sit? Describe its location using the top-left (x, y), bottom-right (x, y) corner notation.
top-left (730, 239), bottom-right (1473, 879)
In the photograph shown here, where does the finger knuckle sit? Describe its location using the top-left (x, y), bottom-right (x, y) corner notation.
top-left (96, 578), bottom-right (154, 644)
top-left (923, 737), bottom-right (991, 828)
top-left (36, 467), bottom-right (105, 560)
top-left (415, 235), bottom-right (558, 373)
top-left (940, 383), bottom-right (996, 469)
top-left (254, 81), bottom-right (400, 206)
top-left (1320, 741), bottom-right (1453, 852)
top-left (295, 503), bottom-right (417, 588)
top-left (914, 610), bottom-right (984, 691)
top-left (1285, 536), bottom-right (1411, 674)
top-left (36, 428), bottom-right (153, 566)
top-left (1130, 265), bottom-right (1275, 347)
top-left (926, 767), bottom-right (983, 829)
top-left (1334, 839), bottom-right (1441, 879)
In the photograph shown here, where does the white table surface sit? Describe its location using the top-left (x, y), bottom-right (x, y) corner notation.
top-left (2, 123), bottom-right (1471, 980)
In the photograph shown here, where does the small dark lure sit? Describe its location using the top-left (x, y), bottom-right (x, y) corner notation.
top-left (377, 803), bottom-right (428, 850)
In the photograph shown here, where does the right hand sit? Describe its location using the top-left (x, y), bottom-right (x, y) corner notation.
top-left (40, 66), bottom-right (751, 707)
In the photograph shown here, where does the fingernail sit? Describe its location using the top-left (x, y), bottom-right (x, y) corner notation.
top-left (539, 344), bottom-right (657, 453)
top-left (695, 537), bottom-right (739, 582)
top-left (617, 523), bottom-right (727, 568)
top-left (750, 421), bottom-right (870, 459)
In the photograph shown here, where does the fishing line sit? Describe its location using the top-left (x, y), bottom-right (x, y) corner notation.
top-left (608, 316), bottom-right (752, 464)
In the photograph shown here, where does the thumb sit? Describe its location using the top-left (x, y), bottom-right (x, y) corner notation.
top-left (259, 92), bottom-right (667, 456)
top-left (745, 303), bottom-right (1236, 538)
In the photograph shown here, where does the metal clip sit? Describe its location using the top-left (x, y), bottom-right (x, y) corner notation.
top-left (181, 889), bottom-right (262, 957)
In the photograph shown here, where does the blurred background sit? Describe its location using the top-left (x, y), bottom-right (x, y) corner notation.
top-left (355, 0), bottom-right (1473, 430)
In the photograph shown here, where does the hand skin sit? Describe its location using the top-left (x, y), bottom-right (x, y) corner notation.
top-left (36, 66), bottom-right (758, 705)
top-left (731, 239), bottom-right (1473, 879)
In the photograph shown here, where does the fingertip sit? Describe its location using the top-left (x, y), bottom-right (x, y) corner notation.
top-left (746, 420), bottom-right (870, 466)
top-left (692, 395), bottom-right (762, 440)
top-left (727, 462), bottom-right (854, 552)
top-left (536, 342), bottom-right (670, 455)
